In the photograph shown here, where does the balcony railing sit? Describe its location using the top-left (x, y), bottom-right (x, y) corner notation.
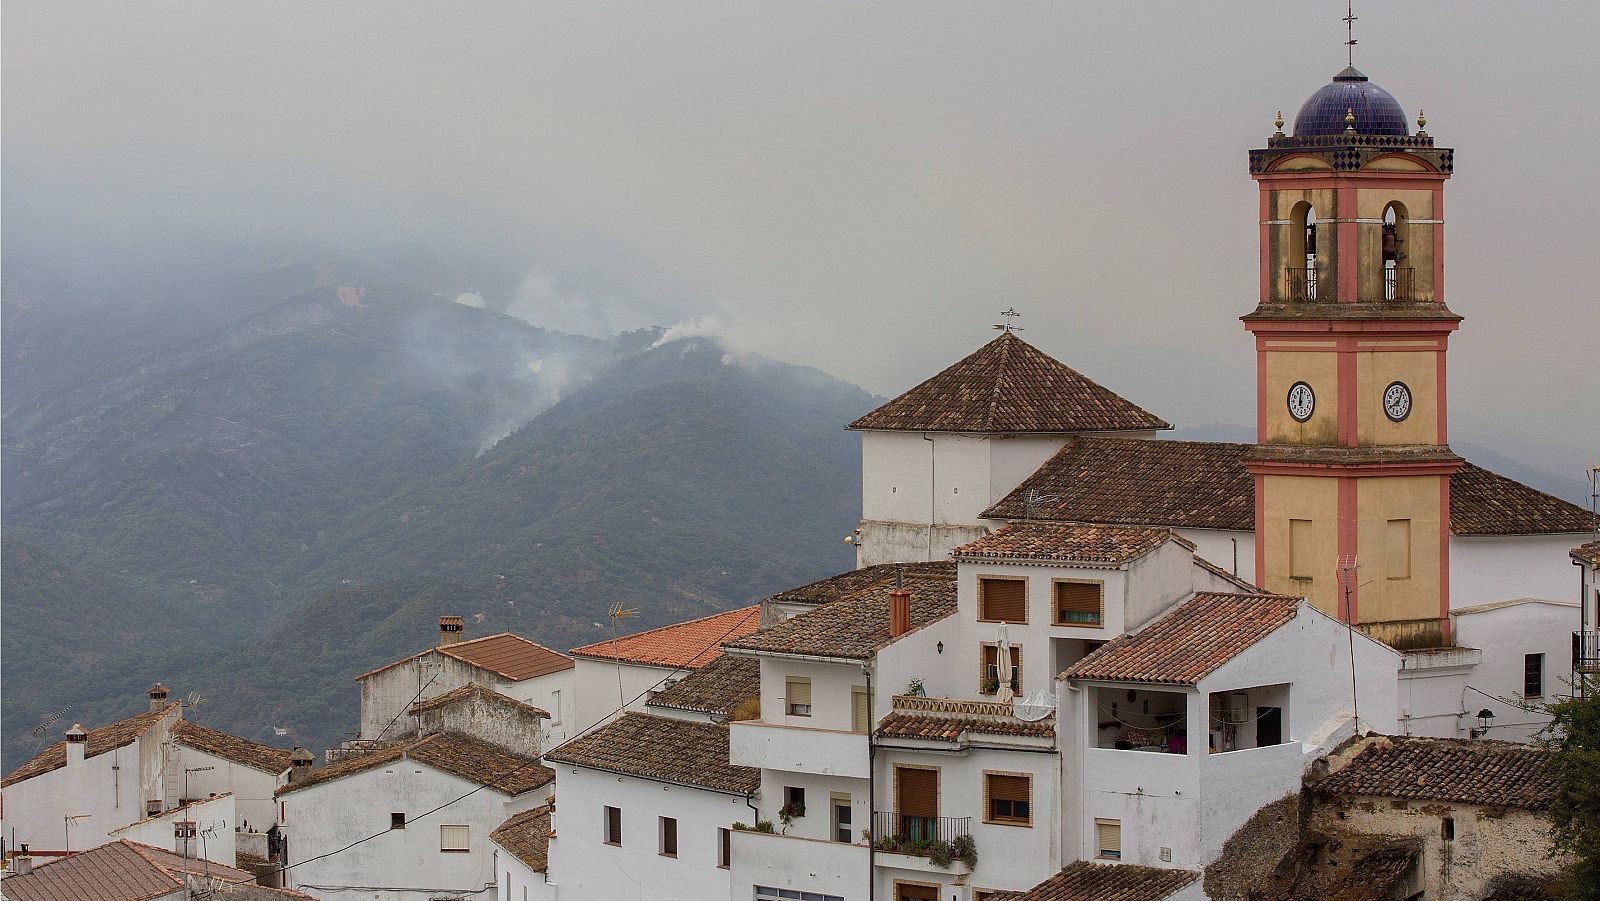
top-left (1284, 267), bottom-right (1318, 302)
top-left (1384, 266), bottom-right (1415, 301)
top-left (1574, 631), bottom-right (1600, 674)
top-left (871, 811), bottom-right (970, 846)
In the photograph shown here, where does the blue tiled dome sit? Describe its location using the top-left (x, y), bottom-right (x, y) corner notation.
top-left (1293, 66), bottom-right (1409, 137)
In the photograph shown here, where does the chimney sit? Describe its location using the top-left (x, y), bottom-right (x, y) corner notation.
top-left (148, 682), bottom-right (170, 710)
top-left (12, 845), bottom-right (31, 875)
top-left (438, 615), bottom-right (465, 647)
top-left (289, 747), bottom-right (315, 782)
top-left (889, 589), bottom-right (912, 638)
top-left (65, 723), bottom-right (88, 766)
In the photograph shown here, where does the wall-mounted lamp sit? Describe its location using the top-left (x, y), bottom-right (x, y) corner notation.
top-left (936, 641), bottom-right (944, 654)
top-left (1469, 708), bottom-right (1495, 739)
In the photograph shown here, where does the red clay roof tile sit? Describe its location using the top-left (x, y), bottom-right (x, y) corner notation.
top-left (569, 605), bottom-right (762, 669)
top-left (1064, 592), bottom-right (1302, 685)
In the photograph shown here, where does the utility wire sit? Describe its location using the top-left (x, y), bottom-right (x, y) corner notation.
top-left (194, 605), bottom-right (762, 897)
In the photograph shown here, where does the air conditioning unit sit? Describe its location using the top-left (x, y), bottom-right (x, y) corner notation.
top-left (1226, 693), bottom-right (1250, 724)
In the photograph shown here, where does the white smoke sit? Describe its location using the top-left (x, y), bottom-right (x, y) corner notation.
top-left (453, 292), bottom-right (487, 308)
top-left (505, 268), bottom-right (652, 339)
top-left (649, 315), bottom-right (762, 363)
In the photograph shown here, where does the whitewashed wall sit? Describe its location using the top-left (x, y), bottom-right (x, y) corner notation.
top-left (282, 762), bottom-right (547, 900)
top-left (359, 652), bottom-right (488, 740)
top-left (572, 657), bottom-right (679, 736)
top-left (111, 793), bottom-right (237, 866)
top-left (546, 764), bottom-right (749, 901)
top-left (1174, 529), bottom-right (1255, 585)
top-left (0, 707), bottom-right (180, 852)
top-left (1451, 600), bottom-right (1577, 742)
top-left (166, 741), bottom-right (286, 833)
top-left (492, 841), bottom-right (555, 901)
top-left (1450, 534), bottom-right (1590, 610)
top-left (497, 670), bottom-right (575, 747)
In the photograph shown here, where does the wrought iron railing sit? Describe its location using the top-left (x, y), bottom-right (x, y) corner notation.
top-left (872, 811), bottom-right (970, 846)
top-left (1284, 267), bottom-right (1318, 302)
top-left (1574, 631), bottom-right (1600, 674)
top-left (1384, 266), bottom-right (1415, 301)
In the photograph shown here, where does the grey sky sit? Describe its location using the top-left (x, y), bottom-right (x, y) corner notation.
top-left (5, 2), bottom-right (1597, 474)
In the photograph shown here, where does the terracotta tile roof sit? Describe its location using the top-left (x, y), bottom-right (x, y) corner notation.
top-left (172, 720), bottom-right (295, 774)
top-left (875, 711), bottom-right (1055, 742)
top-left (544, 712), bottom-right (759, 794)
top-left (1449, 463), bottom-right (1597, 536)
top-left (766, 561), bottom-right (956, 607)
top-left (276, 731), bottom-right (553, 797)
top-left (646, 654), bottom-right (760, 717)
top-left (849, 332), bottom-right (1171, 434)
top-left (1571, 541), bottom-right (1600, 567)
top-left (725, 578), bottom-right (957, 660)
top-left (356, 632), bottom-right (573, 682)
top-left (986, 437), bottom-right (1595, 536)
top-left (1014, 861), bottom-right (1200, 901)
top-left (1064, 592), bottom-right (1302, 685)
top-left (953, 522), bottom-right (1182, 565)
top-left (411, 682), bottom-right (551, 719)
top-left (1315, 735), bottom-right (1556, 810)
top-left (569, 605), bottom-right (762, 669)
top-left (490, 804), bottom-right (552, 872)
top-left (3, 703), bottom-right (179, 787)
top-left (3, 839), bottom-right (268, 901)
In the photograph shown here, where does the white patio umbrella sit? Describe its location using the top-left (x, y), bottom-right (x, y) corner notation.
top-left (996, 622), bottom-right (1015, 704)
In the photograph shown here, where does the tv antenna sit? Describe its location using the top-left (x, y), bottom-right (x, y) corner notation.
top-left (607, 601), bottom-right (640, 710)
top-left (28, 706), bottom-right (72, 752)
top-left (1022, 488), bottom-right (1058, 520)
top-left (994, 308), bottom-right (1024, 334)
top-left (1337, 555), bottom-right (1376, 737)
top-left (184, 691), bottom-right (208, 714)
top-left (1344, 1), bottom-right (1358, 67)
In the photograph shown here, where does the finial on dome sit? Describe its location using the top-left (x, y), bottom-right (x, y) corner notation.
top-left (1416, 109), bottom-right (1427, 131)
top-left (1274, 111), bottom-right (1285, 135)
top-left (1344, 107), bottom-right (1357, 134)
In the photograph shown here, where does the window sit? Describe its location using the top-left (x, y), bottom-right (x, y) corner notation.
top-left (1095, 819), bottom-right (1122, 860)
top-left (550, 689), bottom-right (562, 724)
top-left (604, 806), bottom-right (622, 845)
top-left (1289, 519), bottom-right (1314, 580)
top-left (1441, 816), bottom-right (1455, 841)
top-left (784, 786), bottom-right (807, 818)
top-left (980, 644), bottom-right (1022, 694)
top-left (755, 887), bottom-right (843, 901)
top-left (390, 812), bottom-right (406, 830)
top-left (979, 576), bottom-right (1027, 623)
top-left (831, 792), bottom-right (853, 843)
top-left (894, 882), bottom-right (940, 901)
top-left (786, 677), bottom-right (812, 716)
top-left (659, 816), bottom-right (678, 857)
top-left (984, 772), bottom-right (1032, 826)
top-left (1386, 519), bottom-right (1412, 580)
top-left (851, 686), bottom-right (870, 733)
top-left (440, 824), bottom-right (470, 852)
top-left (717, 827), bottom-right (731, 868)
top-left (1054, 581), bottom-right (1103, 626)
top-left (1525, 653), bottom-right (1544, 698)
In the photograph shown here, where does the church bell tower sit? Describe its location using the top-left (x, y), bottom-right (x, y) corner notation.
top-left (1244, 66), bottom-right (1461, 648)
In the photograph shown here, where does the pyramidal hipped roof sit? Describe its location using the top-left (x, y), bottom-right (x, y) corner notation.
top-left (849, 331), bottom-right (1171, 434)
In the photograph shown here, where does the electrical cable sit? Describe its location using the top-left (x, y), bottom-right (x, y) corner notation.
top-left (193, 604), bottom-right (762, 898)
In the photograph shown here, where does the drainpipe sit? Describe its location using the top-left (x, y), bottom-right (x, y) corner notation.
top-left (923, 433), bottom-right (936, 561)
top-left (864, 661), bottom-right (876, 901)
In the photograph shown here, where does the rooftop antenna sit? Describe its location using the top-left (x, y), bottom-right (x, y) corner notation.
top-left (1344, 1), bottom-right (1358, 67)
top-left (183, 691), bottom-right (208, 715)
top-left (607, 601), bottom-right (640, 711)
top-left (994, 308), bottom-right (1024, 334)
top-left (1337, 555), bottom-right (1376, 737)
top-left (1022, 488), bottom-right (1058, 520)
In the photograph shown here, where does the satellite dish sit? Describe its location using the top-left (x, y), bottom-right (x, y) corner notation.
top-left (1012, 689), bottom-right (1056, 722)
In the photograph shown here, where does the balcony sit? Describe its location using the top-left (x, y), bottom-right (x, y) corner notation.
top-left (1575, 631), bottom-right (1600, 674)
top-left (1284, 267), bottom-right (1318, 302)
top-left (729, 828), bottom-right (868, 900)
top-left (728, 720), bottom-right (868, 778)
top-left (1384, 266), bottom-right (1415, 301)
top-left (870, 813), bottom-right (974, 876)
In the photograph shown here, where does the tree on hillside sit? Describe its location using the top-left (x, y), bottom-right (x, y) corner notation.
top-left (1544, 683), bottom-right (1600, 901)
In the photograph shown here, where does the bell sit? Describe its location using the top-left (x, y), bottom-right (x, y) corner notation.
top-left (1305, 224), bottom-right (1317, 256)
top-left (1382, 225), bottom-right (1398, 261)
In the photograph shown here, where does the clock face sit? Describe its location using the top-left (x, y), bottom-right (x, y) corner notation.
top-left (1383, 381), bottom-right (1413, 422)
top-left (1287, 381), bottom-right (1315, 422)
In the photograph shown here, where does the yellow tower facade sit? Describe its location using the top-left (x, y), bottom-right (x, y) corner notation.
top-left (1244, 68), bottom-right (1461, 649)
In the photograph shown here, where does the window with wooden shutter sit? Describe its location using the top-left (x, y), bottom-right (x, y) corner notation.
top-left (1054, 581), bottom-right (1103, 626)
top-left (851, 686), bottom-right (870, 733)
top-left (984, 772), bottom-right (1032, 826)
top-left (439, 824), bottom-right (470, 852)
top-left (895, 766), bottom-right (939, 821)
top-left (1095, 819), bottom-right (1121, 859)
top-left (718, 827), bottom-right (731, 868)
top-left (786, 677), bottom-right (812, 716)
top-left (979, 644), bottom-right (1022, 694)
top-left (604, 806), bottom-right (622, 845)
top-left (979, 577), bottom-right (1027, 623)
top-left (659, 816), bottom-right (678, 857)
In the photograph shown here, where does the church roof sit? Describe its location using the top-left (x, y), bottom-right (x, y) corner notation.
top-left (1293, 66), bottom-right (1410, 137)
top-left (984, 437), bottom-right (1597, 536)
top-left (848, 331), bottom-right (1171, 434)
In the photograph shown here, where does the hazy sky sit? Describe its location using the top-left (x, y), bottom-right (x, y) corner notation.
top-left (5, 2), bottom-right (1597, 473)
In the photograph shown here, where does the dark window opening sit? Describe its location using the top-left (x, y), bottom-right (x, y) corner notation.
top-left (390, 812), bottom-right (406, 830)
